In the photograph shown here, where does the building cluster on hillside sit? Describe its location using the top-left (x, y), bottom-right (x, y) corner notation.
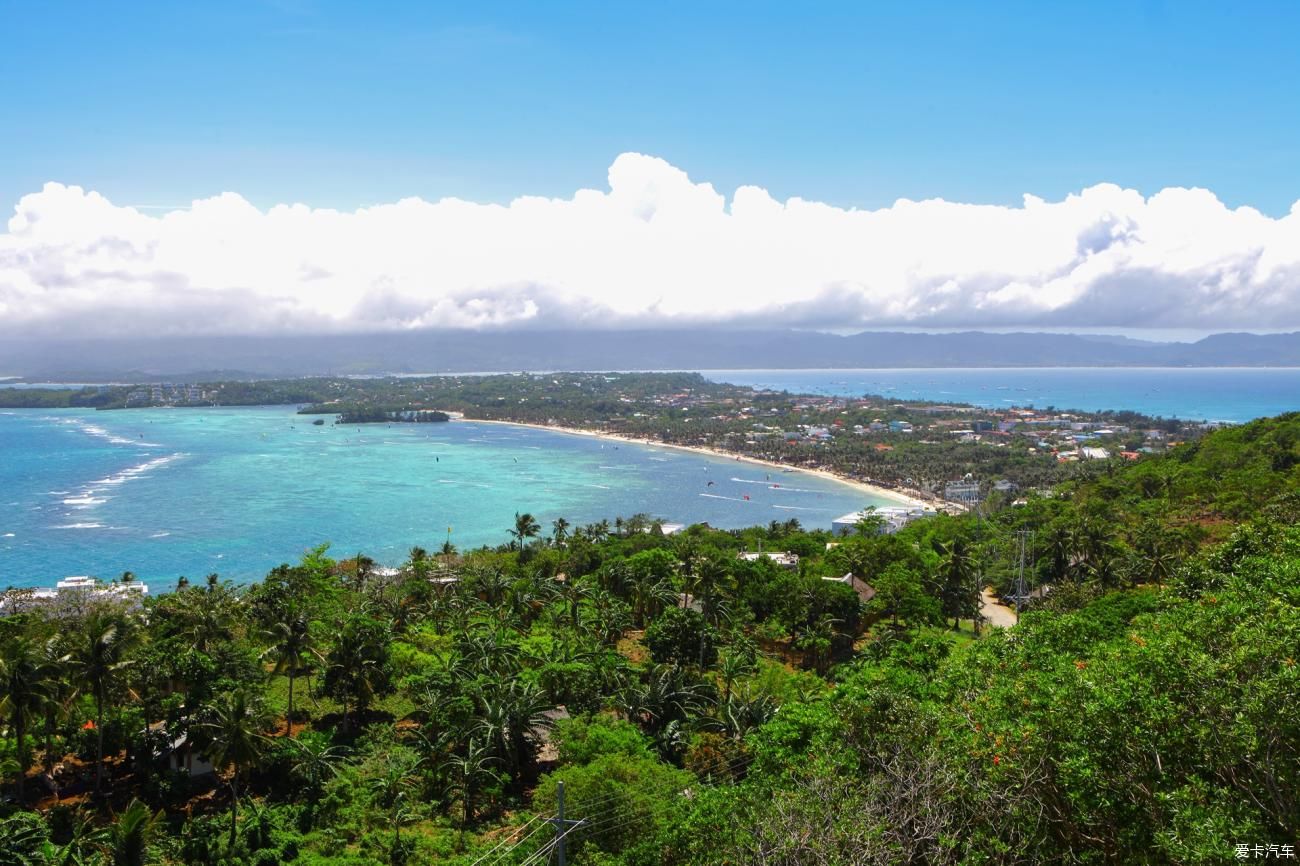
top-left (0, 575), bottom-right (150, 615)
top-left (759, 402), bottom-right (1186, 463)
top-left (124, 383), bottom-right (211, 407)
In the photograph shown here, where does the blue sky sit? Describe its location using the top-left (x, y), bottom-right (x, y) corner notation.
top-left (4, 2), bottom-right (1300, 339)
top-left (3, 0), bottom-right (1299, 214)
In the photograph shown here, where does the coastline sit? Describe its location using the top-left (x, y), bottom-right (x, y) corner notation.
top-left (454, 415), bottom-right (939, 512)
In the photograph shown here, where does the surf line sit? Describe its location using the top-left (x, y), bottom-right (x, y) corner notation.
top-left (699, 492), bottom-right (752, 502)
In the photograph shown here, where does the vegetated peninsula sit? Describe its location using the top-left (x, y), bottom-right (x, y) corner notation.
top-left (318, 406), bottom-right (451, 425)
top-left (1, 411), bottom-right (1297, 863)
top-left (0, 372), bottom-right (1212, 506)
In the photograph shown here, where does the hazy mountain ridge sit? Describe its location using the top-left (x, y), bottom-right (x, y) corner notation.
top-left (3, 329), bottom-right (1299, 380)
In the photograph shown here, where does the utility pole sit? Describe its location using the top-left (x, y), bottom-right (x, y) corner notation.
top-left (964, 480), bottom-right (984, 636)
top-left (546, 781), bottom-right (586, 866)
top-left (1014, 530), bottom-right (1030, 623)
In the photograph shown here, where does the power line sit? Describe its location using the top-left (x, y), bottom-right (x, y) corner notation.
top-left (471, 815), bottom-right (543, 866)
top-left (540, 750), bottom-right (756, 821)
top-left (501, 750), bottom-right (760, 863)
top-left (477, 818), bottom-right (548, 866)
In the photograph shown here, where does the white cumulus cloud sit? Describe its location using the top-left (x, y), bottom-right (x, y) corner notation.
top-left (2, 152), bottom-right (1299, 336)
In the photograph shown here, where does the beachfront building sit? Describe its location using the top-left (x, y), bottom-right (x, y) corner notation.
top-left (0, 575), bottom-right (150, 615)
top-left (738, 551), bottom-right (800, 569)
top-left (832, 506), bottom-right (936, 536)
top-left (944, 479), bottom-right (982, 503)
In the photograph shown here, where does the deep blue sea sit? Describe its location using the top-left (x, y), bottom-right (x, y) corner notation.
top-left (700, 368), bottom-right (1300, 423)
top-left (0, 408), bottom-right (891, 588)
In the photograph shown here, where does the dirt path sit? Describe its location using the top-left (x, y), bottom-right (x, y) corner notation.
top-left (980, 587), bottom-right (1018, 629)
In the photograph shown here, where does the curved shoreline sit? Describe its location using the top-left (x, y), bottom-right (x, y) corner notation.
top-left (454, 415), bottom-right (938, 512)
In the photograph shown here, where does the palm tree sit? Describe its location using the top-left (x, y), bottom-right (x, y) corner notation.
top-left (261, 615), bottom-right (320, 737)
top-left (551, 517), bottom-right (570, 548)
top-left (195, 689), bottom-right (271, 851)
top-left (69, 613), bottom-right (137, 796)
top-left (587, 589), bottom-right (632, 647)
top-left (717, 649), bottom-right (753, 705)
top-left (0, 636), bottom-right (56, 803)
top-left (323, 617), bottom-right (390, 732)
top-left (1043, 523), bottom-right (1072, 582)
top-left (288, 735), bottom-right (349, 800)
top-left (442, 739), bottom-right (501, 827)
top-left (474, 681), bottom-right (553, 789)
top-left (556, 578), bottom-right (592, 630)
top-left (466, 565), bottom-right (511, 607)
top-left (364, 749), bottom-right (425, 853)
top-left (1133, 520), bottom-right (1179, 587)
top-left (175, 582), bottom-right (238, 654)
top-left (937, 537), bottom-right (979, 629)
top-left (39, 636), bottom-right (73, 776)
top-left (687, 553), bottom-right (733, 631)
top-left (94, 798), bottom-right (163, 866)
top-left (618, 665), bottom-right (707, 738)
top-left (629, 575), bottom-right (676, 628)
top-left (797, 614), bottom-right (843, 675)
top-left (509, 512), bottom-right (541, 551)
top-left (721, 687), bottom-right (775, 742)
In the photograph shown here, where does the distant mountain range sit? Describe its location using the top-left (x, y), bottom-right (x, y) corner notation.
top-left (3, 329), bottom-right (1300, 381)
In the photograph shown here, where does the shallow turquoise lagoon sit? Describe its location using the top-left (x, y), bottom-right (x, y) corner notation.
top-left (0, 407), bottom-right (892, 587)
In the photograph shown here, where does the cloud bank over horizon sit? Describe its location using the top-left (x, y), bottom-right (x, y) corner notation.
top-left (2, 153), bottom-right (1298, 338)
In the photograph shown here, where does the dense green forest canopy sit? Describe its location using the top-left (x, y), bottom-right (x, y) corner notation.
top-left (1, 414), bottom-right (1297, 864)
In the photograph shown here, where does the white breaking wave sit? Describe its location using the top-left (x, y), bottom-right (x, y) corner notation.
top-left (62, 452), bottom-right (186, 511)
top-left (730, 477), bottom-right (813, 492)
top-left (700, 492), bottom-right (751, 502)
top-left (63, 496), bottom-right (106, 506)
top-left (80, 423), bottom-right (141, 447)
top-left (54, 522), bottom-right (104, 529)
top-left (89, 453), bottom-right (185, 487)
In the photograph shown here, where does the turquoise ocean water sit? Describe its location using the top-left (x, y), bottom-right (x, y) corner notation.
top-left (0, 407), bottom-right (891, 588)
top-left (700, 368), bottom-right (1300, 423)
top-left (6, 367), bottom-right (1297, 588)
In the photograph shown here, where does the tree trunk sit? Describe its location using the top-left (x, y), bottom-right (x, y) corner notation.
top-left (229, 774), bottom-right (240, 850)
top-left (287, 671), bottom-right (295, 738)
top-left (44, 708), bottom-right (56, 774)
top-left (94, 694), bottom-right (105, 796)
top-left (15, 710), bottom-right (27, 804)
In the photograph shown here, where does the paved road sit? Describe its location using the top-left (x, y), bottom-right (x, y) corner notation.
top-left (980, 587), bottom-right (1018, 629)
